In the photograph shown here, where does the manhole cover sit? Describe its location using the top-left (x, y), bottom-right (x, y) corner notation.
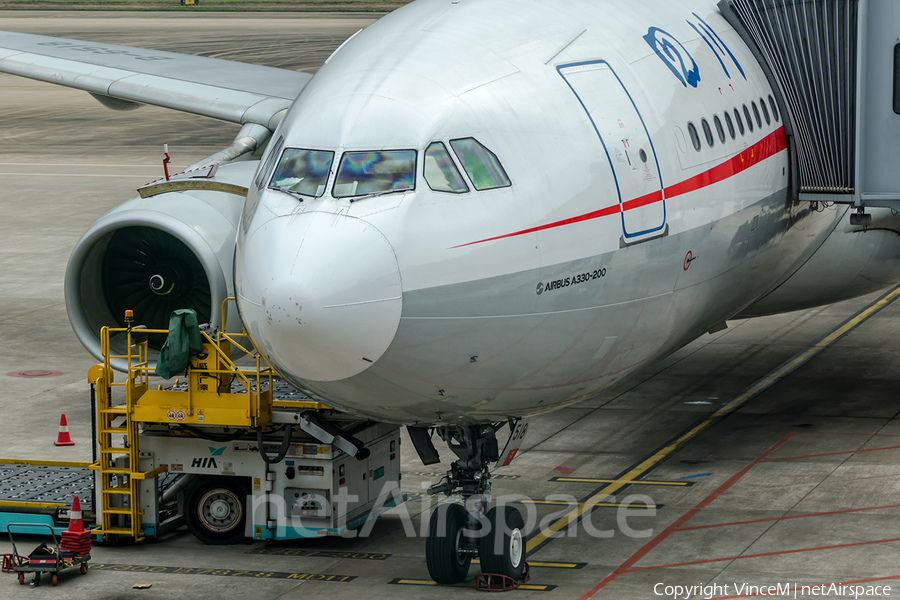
top-left (7, 370), bottom-right (62, 378)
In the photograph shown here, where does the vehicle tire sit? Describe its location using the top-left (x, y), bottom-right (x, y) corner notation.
top-left (51, 573), bottom-right (58, 586)
top-left (426, 503), bottom-right (471, 584)
top-left (18, 573), bottom-right (24, 585)
top-left (184, 477), bottom-right (250, 545)
top-left (81, 562), bottom-right (88, 575)
top-left (479, 506), bottom-right (526, 580)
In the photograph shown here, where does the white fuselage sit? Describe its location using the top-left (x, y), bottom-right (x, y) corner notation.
top-left (235, 0), bottom-right (843, 425)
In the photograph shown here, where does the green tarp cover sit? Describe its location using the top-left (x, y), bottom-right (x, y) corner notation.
top-left (155, 309), bottom-right (203, 380)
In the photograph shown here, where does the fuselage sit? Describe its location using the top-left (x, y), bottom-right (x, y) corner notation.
top-left (235, 0), bottom-right (842, 425)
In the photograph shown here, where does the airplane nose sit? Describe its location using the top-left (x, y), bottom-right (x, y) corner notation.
top-left (236, 211), bottom-right (402, 382)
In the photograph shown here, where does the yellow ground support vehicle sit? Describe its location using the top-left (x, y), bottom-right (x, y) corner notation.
top-left (0, 302), bottom-right (401, 545)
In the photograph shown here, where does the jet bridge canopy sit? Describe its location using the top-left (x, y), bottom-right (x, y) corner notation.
top-left (719, 0), bottom-right (900, 210)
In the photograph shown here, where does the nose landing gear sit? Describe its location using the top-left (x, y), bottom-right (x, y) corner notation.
top-left (422, 424), bottom-right (528, 585)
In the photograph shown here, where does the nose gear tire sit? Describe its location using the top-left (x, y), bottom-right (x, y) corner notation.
top-left (426, 503), bottom-right (472, 584)
top-left (479, 506), bottom-right (526, 580)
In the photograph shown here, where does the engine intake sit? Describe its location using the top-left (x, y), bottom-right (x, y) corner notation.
top-left (65, 162), bottom-right (253, 369)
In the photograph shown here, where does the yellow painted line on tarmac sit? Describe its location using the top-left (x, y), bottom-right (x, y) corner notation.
top-left (526, 285), bottom-right (900, 554)
top-left (389, 578), bottom-right (555, 591)
top-left (473, 558), bottom-right (586, 569)
top-left (552, 477), bottom-right (692, 486)
top-left (519, 499), bottom-right (661, 509)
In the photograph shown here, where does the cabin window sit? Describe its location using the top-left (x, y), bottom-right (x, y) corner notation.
top-left (687, 122), bottom-right (701, 151)
top-left (333, 150), bottom-right (416, 198)
top-left (256, 135), bottom-right (284, 189)
top-left (724, 111), bottom-right (736, 139)
top-left (449, 138), bottom-right (511, 190)
top-left (743, 104), bottom-right (754, 132)
top-left (424, 142), bottom-right (468, 193)
top-left (713, 115), bottom-right (726, 143)
top-left (769, 95), bottom-right (780, 122)
top-left (894, 44), bottom-right (900, 114)
top-left (734, 108), bottom-right (745, 135)
top-left (751, 101), bottom-right (762, 128)
top-left (269, 147), bottom-right (334, 198)
top-left (701, 118), bottom-right (714, 147)
top-left (760, 97), bottom-right (771, 125)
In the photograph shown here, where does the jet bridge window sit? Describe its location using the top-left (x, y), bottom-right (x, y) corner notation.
top-left (894, 44), bottom-right (900, 114)
top-left (333, 150), bottom-right (416, 198)
top-left (269, 148), bottom-right (335, 198)
top-left (424, 142), bottom-right (468, 193)
top-left (449, 137), bottom-right (511, 191)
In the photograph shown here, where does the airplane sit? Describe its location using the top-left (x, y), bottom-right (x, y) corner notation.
top-left (3, 0), bottom-right (899, 585)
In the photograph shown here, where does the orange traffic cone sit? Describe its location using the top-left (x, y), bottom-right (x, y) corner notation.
top-left (54, 414), bottom-right (75, 447)
top-left (61, 496), bottom-right (91, 556)
top-left (68, 495), bottom-right (84, 533)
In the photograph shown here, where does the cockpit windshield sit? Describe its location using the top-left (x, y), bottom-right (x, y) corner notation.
top-left (269, 148), bottom-right (335, 198)
top-left (333, 150), bottom-right (416, 198)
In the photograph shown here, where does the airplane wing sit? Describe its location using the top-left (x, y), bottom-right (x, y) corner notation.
top-left (0, 31), bottom-right (313, 130)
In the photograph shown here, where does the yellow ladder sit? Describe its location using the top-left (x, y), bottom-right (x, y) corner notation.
top-left (89, 326), bottom-right (165, 541)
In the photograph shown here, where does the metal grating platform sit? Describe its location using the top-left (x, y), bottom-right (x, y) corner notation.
top-left (0, 465), bottom-right (93, 510)
top-left (168, 377), bottom-right (314, 402)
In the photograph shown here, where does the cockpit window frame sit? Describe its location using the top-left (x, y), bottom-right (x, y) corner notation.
top-left (449, 137), bottom-right (512, 192)
top-left (332, 149), bottom-right (418, 199)
top-left (268, 147), bottom-right (336, 199)
top-left (423, 141), bottom-right (469, 194)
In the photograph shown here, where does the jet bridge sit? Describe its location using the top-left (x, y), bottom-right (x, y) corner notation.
top-left (719, 0), bottom-right (900, 222)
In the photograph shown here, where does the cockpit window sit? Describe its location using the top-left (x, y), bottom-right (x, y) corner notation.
top-left (449, 137), bottom-right (511, 191)
top-left (269, 148), bottom-right (334, 198)
top-left (424, 142), bottom-right (468, 193)
top-left (333, 150), bottom-right (416, 198)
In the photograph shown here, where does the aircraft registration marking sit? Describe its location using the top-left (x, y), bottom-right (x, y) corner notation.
top-left (526, 284), bottom-right (900, 554)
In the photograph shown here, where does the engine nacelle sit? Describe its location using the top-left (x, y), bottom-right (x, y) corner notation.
top-left (65, 162), bottom-right (256, 367)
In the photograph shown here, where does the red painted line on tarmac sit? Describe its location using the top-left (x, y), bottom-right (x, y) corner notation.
top-left (677, 504), bottom-right (900, 531)
top-left (761, 444), bottom-right (900, 462)
top-left (707, 575), bottom-right (900, 599)
top-left (575, 432), bottom-right (798, 600)
top-left (624, 537), bottom-right (900, 572)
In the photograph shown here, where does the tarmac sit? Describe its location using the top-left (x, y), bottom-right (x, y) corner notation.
top-left (1, 11), bottom-right (900, 600)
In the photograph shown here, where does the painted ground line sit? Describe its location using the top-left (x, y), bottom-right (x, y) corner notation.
top-left (530, 285), bottom-right (900, 555)
top-left (761, 444), bottom-right (900, 462)
top-left (575, 433), bottom-right (798, 600)
top-left (245, 548), bottom-right (390, 560)
top-left (550, 477), bottom-right (693, 486)
top-left (677, 503), bottom-right (900, 530)
top-left (518, 499), bottom-right (662, 509)
top-left (0, 172), bottom-right (163, 178)
top-left (624, 536), bottom-right (900, 572)
top-left (573, 284), bottom-right (900, 598)
top-left (472, 558), bottom-right (587, 569)
top-left (388, 578), bottom-right (556, 591)
top-left (89, 563), bottom-right (355, 581)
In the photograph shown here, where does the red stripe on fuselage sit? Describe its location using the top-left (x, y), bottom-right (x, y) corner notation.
top-left (452, 127), bottom-right (787, 249)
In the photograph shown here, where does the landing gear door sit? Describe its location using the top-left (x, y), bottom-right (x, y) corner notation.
top-left (559, 61), bottom-right (666, 243)
top-left (497, 420), bottom-right (528, 467)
